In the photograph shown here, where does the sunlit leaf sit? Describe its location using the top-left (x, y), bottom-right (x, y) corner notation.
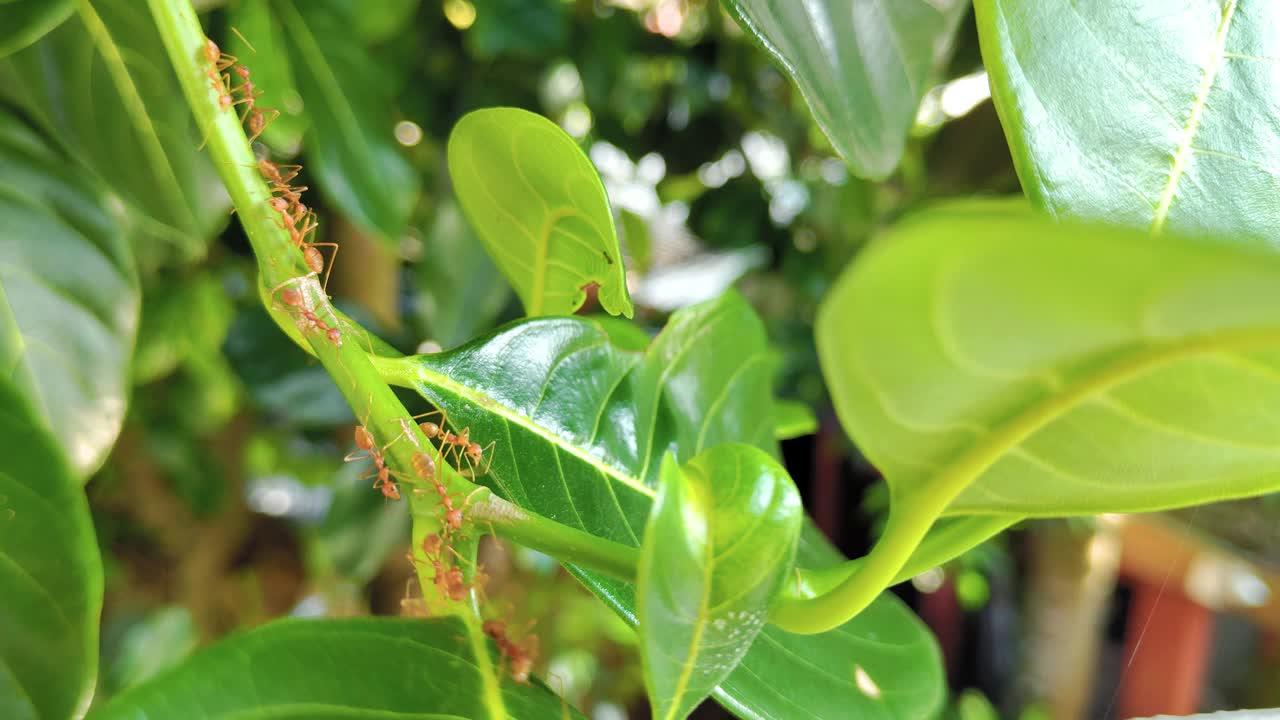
top-left (0, 111), bottom-right (138, 477)
top-left (722, 0), bottom-right (968, 180)
top-left (377, 290), bottom-right (943, 719)
top-left (639, 446), bottom-right (802, 720)
top-left (976, 0), bottom-right (1280, 241)
top-left (448, 107), bottom-right (634, 319)
top-left (92, 617), bottom-right (581, 719)
top-left (819, 199), bottom-right (1280, 524)
top-left (774, 399), bottom-right (817, 440)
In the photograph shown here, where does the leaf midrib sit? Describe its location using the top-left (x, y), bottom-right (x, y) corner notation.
top-left (1149, 0), bottom-right (1237, 233)
top-left (914, 326), bottom-right (1280, 512)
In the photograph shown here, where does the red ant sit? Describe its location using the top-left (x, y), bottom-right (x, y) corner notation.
top-left (201, 39), bottom-right (236, 93)
top-left (267, 197), bottom-right (338, 291)
top-left (399, 419), bottom-right (475, 534)
top-left (483, 618), bottom-right (538, 684)
top-left (344, 421), bottom-right (401, 500)
top-left (274, 281), bottom-right (342, 347)
top-left (409, 533), bottom-right (485, 603)
top-left (414, 409), bottom-right (495, 478)
top-left (227, 65), bottom-right (281, 144)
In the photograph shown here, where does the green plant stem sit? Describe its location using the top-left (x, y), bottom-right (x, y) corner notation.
top-left (146, 0), bottom-right (463, 607)
top-left (147, 0), bottom-right (641, 595)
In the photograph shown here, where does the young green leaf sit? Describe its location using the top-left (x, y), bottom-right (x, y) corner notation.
top-left (721, 0), bottom-right (968, 180)
top-left (447, 107), bottom-right (634, 319)
top-left (0, 0), bottom-right (227, 261)
top-left (976, 0), bottom-right (1280, 241)
top-left (0, 0), bottom-right (74, 57)
top-left (277, 0), bottom-right (419, 242)
top-left (92, 617), bottom-right (581, 719)
top-left (819, 199), bottom-right (1280, 520)
top-left (0, 112), bottom-right (138, 477)
top-left (639, 447), bottom-right (803, 720)
top-left (774, 399), bottom-right (817, 440)
top-left (373, 291), bottom-right (944, 719)
top-left (0, 382), bottom-right (103, 720)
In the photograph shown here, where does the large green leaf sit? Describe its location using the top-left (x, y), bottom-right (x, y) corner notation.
top-left (226, 0), bottom-right (308, 151)
top-left (976, 0), bottom-right (1280, 241)
top-left (639, 447), bottom-right (802, 720)
top-left (0, 356), bottom-right (103, 719)
top-left (722, 0), bottom-right (968, 180)
top-left (375, 290), bottom-right (944, 719)
top-left (276, 0), bottom-right (419, 242)
top-left (0, 111), bottom-right (138, 477)
top-left (819, 199), bottom-right (1280, 522)
top-left (0, 0), bottom-right (226, 261)
top-left (0, 0), bottom-right (73, 57)
top-left (90, 617), bottom-right (581, 719)
top-left (447, 108), bottom-right (634, 319)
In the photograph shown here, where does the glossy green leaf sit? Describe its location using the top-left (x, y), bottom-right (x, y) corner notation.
top-left (226, 0), bottom-right (308, 150)
top-left (639, 446), bottom-right (802, 720)
top-left (91, 617), bottom-right (581, 719)
top-left (0, 0), bottom-right (73, 57)
top-left (447, 108), bottom-right (634, 319)
top-left (412, 197), bottom-right (512, 349)
top-left (0, 368), bottom-right (103, 720)
top-left (0, 111), bottom-right (138, 477)
top-left (976, 0), bottom-right (1280, 241)
top-left (0, 0), bottom-right (226, 261)
top-left (722, 0), bottom-right (968, 180)
top-left (378, 290), bottom-right (943, 719)
top-left (819, 199), bottom-right (1280, 521)
top-left (277, 0), bottom-right (419, 241)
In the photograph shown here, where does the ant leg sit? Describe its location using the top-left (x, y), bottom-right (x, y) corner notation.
top-left (229, 26), bottom-right (257, 54)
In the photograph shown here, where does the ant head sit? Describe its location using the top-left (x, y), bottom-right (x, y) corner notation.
top-left (326, 327), bottom-right (343, 346)
top-left (446, 508), bottom-right (463, 530)
top-left (235, 65), bottom-right (250, 79)
top-left (381, 481), bottom-right (401, 501)
top-left (218, 94), bottom-right (233, 110)
top-left (203, 39), bottom-right (220, 63)
top-left (422, 533), bottom-right (443, 556)
top-left (467, 443), bottom-right (483, 461)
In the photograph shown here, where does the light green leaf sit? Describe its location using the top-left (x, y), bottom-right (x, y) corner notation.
top-left (0, 0), bottom-right (227, 262)
top-left (0, 354), bottom-right (103, 720)
top-left (639, 446), bottom-right (803, 720)
top-left (375, 291), bottom-right (943, 719)
top-left (774, 399), bottom-right (817, 440)
top-left (91, 617), bottom-right (581, 719)
top-left (0, 111), bottom-right (138, 477)
top-left (976, 0), bottom-right (1280, 241)
top-left (447, 107), bottom-right (634, 319)
top-left (819, 198), bottom-right (1280, 523)
top-left (0, 0), bottom-right (73, 57)
top-left (277, 0), bottom-right (419, 242)
top-left (722, 0), bottom-right (968, 180)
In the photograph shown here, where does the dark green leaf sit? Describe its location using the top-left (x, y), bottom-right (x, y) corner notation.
top-left (448, 108), bottom-right (634, 319)
top-left (91, 617), bottom-right (581, 719)
top-left (722, 0), bottom-right (968, 180)
top-left (976, 0), bottom-right (1279, 241)
top-left (0, 0), bottom-right (227, 261)
top-left (276, 0), bottom-right (420, 242)
top-left (411, 197), bottom-right (512, 349)
top-left (467, 0), bottom-right (568, 59)
top-left (102, 607), bottom-right (197, 694)
top-left (639, 446), bottom-right (802, 720)
top-left (0, 0), bottom-right (74, 57)
top-left (819, 199), bottom-right (1280, 522)
top-left (378, 290), bottom-right (943, 719)
top-left (0, 111), bottom-right (138, 477)
top-left (0, 373), bottom-right (102, 720)
top-left (226, 0), bottom-right (308, 150)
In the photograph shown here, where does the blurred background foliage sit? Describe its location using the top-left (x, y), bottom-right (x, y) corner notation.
top-left (3, 0), bottom-right (1275, 717)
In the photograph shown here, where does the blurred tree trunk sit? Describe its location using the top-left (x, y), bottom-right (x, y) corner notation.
top-left (1020, 520), bottom-right (1121, 719)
